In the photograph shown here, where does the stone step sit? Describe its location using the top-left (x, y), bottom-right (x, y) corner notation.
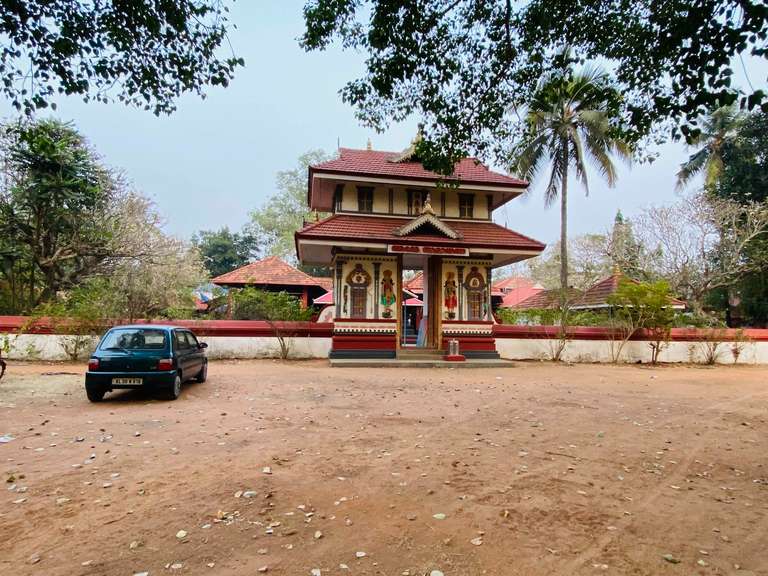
top-left (330, 358), bottom-right (515, 368)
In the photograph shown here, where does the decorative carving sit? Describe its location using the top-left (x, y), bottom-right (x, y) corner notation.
top-left (346, 263), bottom-right (371, 318)
top-left (380, 269), bottom-right (396, 318)
top-left (443, 271), bottom-right (457, 319)
top-left (464, 266), bottom-right (486, 321)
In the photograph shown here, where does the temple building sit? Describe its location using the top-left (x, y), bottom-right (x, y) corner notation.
top-left (295, 144), bottom-right (545, 359)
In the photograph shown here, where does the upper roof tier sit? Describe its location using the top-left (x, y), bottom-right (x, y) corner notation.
top-left (308, 147), bottom-right (528, 211)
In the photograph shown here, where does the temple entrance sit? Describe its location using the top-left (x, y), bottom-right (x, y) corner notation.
top-left (400, 256), bottom-right (442, 350)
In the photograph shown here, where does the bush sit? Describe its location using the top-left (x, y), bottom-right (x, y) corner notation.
top-left (232, 289), bottom-right (313, 358)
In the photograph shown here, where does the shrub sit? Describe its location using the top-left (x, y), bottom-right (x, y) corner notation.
top-left (232, 289), bottom-right (314, 359)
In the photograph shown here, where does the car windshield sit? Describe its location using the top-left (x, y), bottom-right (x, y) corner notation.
top-left (100, 328), bottom-right (168, 351)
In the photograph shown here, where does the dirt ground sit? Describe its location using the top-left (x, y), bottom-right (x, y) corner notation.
top-left (1, 360), bottom-right (767, 576)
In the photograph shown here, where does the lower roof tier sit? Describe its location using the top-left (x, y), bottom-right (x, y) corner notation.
top-left (295, 214), bottom-right (545, 268)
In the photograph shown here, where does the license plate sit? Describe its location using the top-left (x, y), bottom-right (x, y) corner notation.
top-left (112, 377), bottom-right (143, 385)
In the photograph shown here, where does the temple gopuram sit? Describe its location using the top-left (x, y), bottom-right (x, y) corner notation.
top-left (295, 142), bottom-right (545, 360)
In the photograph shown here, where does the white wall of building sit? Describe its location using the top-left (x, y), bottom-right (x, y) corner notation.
top-left (495, 338), bottom-right (768, 365)
top-left (4, 334), bottom-right (332, 362)
top-left (4, 332), bottom-right (767, 364)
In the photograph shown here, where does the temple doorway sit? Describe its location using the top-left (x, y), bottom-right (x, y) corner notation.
top-left (400, 256), bottom-right (442, 349)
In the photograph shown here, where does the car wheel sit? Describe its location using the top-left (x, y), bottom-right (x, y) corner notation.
top-left (86, 385), bottom-right (106, 403)
top-left (196, 362), bottom-right (207, 383)
top-left (165, 373), bottom-right (182, 400)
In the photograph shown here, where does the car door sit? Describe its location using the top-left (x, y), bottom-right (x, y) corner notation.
top-left (173, 330), bottom-right (193, 380)
top-left (183, 331), bottom-right (203, 375)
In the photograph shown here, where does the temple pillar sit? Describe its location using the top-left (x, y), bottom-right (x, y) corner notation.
top-left (486, 266), bottom-right (493, 320)
top-left (457, 265), bottom-right (465, 321)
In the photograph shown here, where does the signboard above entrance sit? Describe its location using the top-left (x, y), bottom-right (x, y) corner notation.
top-left (387, 245), bottom-right (469, 256)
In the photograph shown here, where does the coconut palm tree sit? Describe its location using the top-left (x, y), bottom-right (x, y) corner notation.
top-left (676, 105), bottom-right (743, 190)
top-left (512, 66), bottom-right (631, 300)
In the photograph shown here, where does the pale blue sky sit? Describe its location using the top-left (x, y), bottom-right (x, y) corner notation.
top-left (4, 2), bottom-right (765, 247)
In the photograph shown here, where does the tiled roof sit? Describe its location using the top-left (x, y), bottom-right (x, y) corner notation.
top-left (314, 291), bottom-right (333, 305)
top-left (499, 286), bottom-right (545, 308)
top-left (312, 277), bottom-right (334, 291)
top-left (513, 274), bottom-right (687, 310)
top-left (513, 288), bottom-right (582, 309)
top-left (296, 214), bottom-right (545, 251)
top-left (494, 276), bottom-right (538, 292)
top-left (311, 148), bottom-right (527, 187)
top-left (212, 256), bottom-right (327, 288)
top-left (573, 274), bottom-right (686, 309)
top-left (404, 272), bottom-right (423, 293)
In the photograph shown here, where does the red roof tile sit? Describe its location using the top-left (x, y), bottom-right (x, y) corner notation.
top-left (403, 272), bottom-right (424, 293)
top-left (311, 148), bottom-right (527, 188)
top-left (573, 274), bottom-right (686, 309)
top-left (499, 286), bottom-right (545, 308)
top-left (512, 274), bottom-right (687, 310)
top-left (296, 214), bottom-right (545, 251)
top-left (312, 277), bottom-right (334, 291)
top-left (212, 256), bottom-right (327, 288)
top-left (513, 288), bottom-right (582, 309)
top-left (494, 276), bottom-right (538, 292)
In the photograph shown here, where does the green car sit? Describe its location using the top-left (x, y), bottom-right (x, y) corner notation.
top-left (85, 325), bottom-right (208, 402)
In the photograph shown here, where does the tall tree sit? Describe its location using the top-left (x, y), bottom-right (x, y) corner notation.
top-left (302, 0), bottom-right (768, 171)
top-left (512, 66), bottom-right (631, 297)
top-left (632, 191), bottom-right (768, 314)
top-left (676, 105), bottom-right (744, 190)
top-left (248, 150), bottom-right (332, 264)
top-left (713, 111), bottom-right (768, 325)
top-left (0, 1), bottom-right (243, 115)
top-left (0, 119), bottom-right (113, 306)
top-left (192, 227), bottom-right (259, 278)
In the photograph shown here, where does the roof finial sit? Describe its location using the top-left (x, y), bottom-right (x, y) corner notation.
top-left (366, 138), bottom-right (372, 151)
top-left (421, 192), bottom-right (435, 215)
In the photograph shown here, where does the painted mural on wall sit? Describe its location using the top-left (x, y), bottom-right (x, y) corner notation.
top-left (380, 269), bottom-right (396, 318)
top-left (443, 271), bottom-right (458, 319)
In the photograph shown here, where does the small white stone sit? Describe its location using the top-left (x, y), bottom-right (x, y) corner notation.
top-left (176, 530), bottom-right (187, 539)
top-left (355, 551), bottom-right (367, 558)
top-left (314, 530), bottom-right (323, 539)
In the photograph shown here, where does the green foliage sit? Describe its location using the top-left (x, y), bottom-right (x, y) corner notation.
top-left (512, 63), bottom-right (630, 292)
top-left (232, 289), bottom-right (314, 323)
top-left (248, 150), bottom-right (332, 263)
top-left (676, 105), bottom-right (744, 190)
top-left (0, 1), bottom-right (243, 115)
top-left (232, 288), bottom-right (314, 359)
top-left (0, 118), bottom-right (206, 319)
top-left (34, 280), bottom-right (115, 361)
top-left (497, 307), bottom-right (607, 327)
top-left (192, 227), bottom-right (259, 278)
top-left (0, 119), bottom-right (114, 308)
top-left (712, 111), bottom-right (768, 326)
top-left (608, 279), bottom-right (676, 364)
top-left (302, 0), bottom-right (767, 170)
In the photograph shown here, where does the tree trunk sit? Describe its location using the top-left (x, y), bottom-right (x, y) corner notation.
top-left (559, 144), bottom-right (569, 306)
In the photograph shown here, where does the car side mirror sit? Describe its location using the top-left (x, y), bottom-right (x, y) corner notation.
top-left (198, 342), bottom-right (208, 349)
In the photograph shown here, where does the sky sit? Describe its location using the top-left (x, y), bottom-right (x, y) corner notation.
top-left (4, 1), bottom-right (766, 248)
